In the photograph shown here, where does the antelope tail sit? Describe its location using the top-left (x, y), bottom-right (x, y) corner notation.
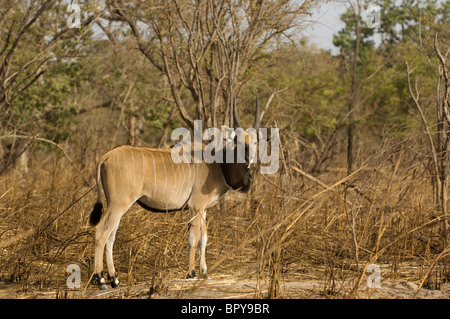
top-left (89, 162), bottom-right (104, 226)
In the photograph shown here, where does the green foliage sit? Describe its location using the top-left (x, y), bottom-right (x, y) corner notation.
top-left (326, 0), bottom-right (449, 141)
top-left (332, 7), bottom-right (375, 52)
top-left (0, 1), bottom-right (94, 144)
top-left (247, 43), bottom-right (347, 141)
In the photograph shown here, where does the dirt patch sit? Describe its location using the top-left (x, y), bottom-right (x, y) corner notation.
top-left (1, 277), bottom-right (449, 299)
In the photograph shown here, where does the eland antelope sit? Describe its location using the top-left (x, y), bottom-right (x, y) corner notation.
top-left (89, 98), bottom-right (260, 288)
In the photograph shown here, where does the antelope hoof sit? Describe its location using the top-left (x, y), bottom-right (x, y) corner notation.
top-left (110, 278), bottom-right (120, 288)
top-left (108, 274), bottom-right (120, 288)
top-left (187, 270), bottom-right (196, 279)
top-left (91, 272), bottom-right (105, 286)
top-left (100, 284), bottom-right (109, 290)
top-left (201, 273), bottom-right (210, 280)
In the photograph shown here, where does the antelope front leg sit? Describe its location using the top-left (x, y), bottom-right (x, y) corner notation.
top-left (187, 208), bottom-right (201, 278)
top-left (198, 209), bottom-right (209, 279)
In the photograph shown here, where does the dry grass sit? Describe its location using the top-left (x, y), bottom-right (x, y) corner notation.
top-left (0, 130), bottom-right (449, 299)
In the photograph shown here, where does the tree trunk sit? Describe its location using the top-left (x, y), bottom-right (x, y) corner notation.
top-left (435, 34), bottom-right (450, 245)
top-left (347, 1), bottom-right (361, 175)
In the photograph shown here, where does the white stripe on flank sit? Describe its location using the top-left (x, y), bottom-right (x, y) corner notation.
top-left (129, 148), bottom-right (136, 187)
top-left (140, 148), bottom-right (158, 198)
top-left (175, 161), bottom-right (182, 205)
top-left (173, 159), bottom-right (180, 205)
top-left (120, 148), bottom-right (129, 191)
top-left (116, 150), bottom-right (125, 194)
top-left (180, 162), bottom-right (186, 202)
top-left (150, 151), bottom-right (156, 198)
top-left (169, 157), bottom-right (177, 203)
top-left (160, 152), bottom-right (167, 196)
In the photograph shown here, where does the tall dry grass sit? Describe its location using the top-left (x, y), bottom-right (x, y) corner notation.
top-left (0, 127), bottom-right (449, 298)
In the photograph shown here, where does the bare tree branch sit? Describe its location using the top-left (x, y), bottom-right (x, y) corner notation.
top-left (104, 0), bottom-right (311, 129)
top-left (406, 62), bottom-right (439, 177)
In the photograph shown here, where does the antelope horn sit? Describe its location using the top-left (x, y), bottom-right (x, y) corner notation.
top-left (253, 96), bottom-right (260, 130)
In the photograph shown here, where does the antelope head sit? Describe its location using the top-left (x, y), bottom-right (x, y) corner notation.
top-left (221, 97), bottom-right (260, 192)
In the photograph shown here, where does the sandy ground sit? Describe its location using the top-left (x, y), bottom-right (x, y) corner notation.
top-left (1, 276), bottom-right (449, 299)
